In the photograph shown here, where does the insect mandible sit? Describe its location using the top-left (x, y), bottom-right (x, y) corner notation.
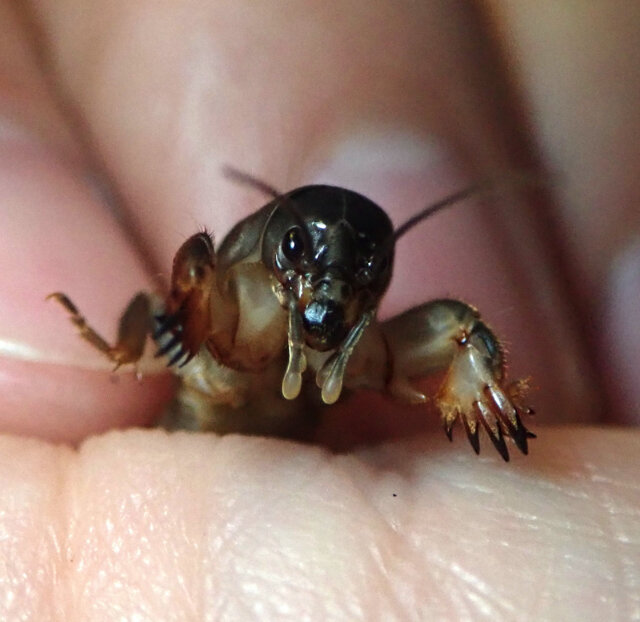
top-left (49, 168), bottom-right (535, 460)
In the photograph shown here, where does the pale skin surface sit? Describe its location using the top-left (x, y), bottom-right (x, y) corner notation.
top-left (0, 1), bottom-right (639, 620)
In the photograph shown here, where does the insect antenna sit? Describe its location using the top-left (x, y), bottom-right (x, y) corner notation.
top-left (222, 166), bottom-right (313, 261)
top-left (393, 171), bottom-right (542, 242)
top-left (222, 165), bottom-right (281, 199)
top-left (393, 183), bottom-right (486, 241)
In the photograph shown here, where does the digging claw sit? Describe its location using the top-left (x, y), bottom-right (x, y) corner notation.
top-left (153, 313), bottom-right (181, 339)
top-left (484, 385), bottom-right (536, 456)
top-left (508, 412), bottom-right (531, 455)
top-left (450, 400), bottom-right (535, 461)
top-left (462, 417), bottom-right (480, 455)
top-left (167, 347), bottom-right (187, 367)
top-left (443, 419), bottom-right (454, 442)
top-left (477, 413), bottom-right (510, 462)
top-left (155, 333), bottom-right (183, 358)
top-left (436, 340), bottom-right (535, 459)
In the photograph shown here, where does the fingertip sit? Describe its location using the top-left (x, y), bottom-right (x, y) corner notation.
top-left (0, 358), bottom-right (175, 443)
top-left (0, 133), bottom-right (170, 440)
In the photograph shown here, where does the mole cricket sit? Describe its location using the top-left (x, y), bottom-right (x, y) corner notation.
top-left (49, 168), bottom-right (535, 461)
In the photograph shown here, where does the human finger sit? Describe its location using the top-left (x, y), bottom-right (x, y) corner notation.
top-left (19, 0), bottom-right (603, 440)
top-left (1, 427), bottom-right (638, 619)
top-left (0, 2), bottom-right (172, 441)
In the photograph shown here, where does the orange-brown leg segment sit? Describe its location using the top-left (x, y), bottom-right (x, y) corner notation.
top-left (153, 232), bottom-right (217, 367)
top-left (380, 299), bottom-right (535, 461)
top-left (47, 292), bottom-right (152, 370)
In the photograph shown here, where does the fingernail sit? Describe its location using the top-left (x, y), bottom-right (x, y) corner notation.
top-left (310, 130), bottom-right (458, 218)
top-left (0, 137), bottom-right (171, 440)
top-left (307, 129), bottom-right (603, 424)
top-left (601, 238), bottom-right (640, 423)
top-left (0, 139), bottom-right (161, 370)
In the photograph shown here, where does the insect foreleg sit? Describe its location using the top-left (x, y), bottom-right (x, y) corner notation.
top-left (153, 231), bottom-right (221, 367)
top-left (374, 299), bottom-right (533, 460)
top-left (47, 292), bottom-right (152, 370)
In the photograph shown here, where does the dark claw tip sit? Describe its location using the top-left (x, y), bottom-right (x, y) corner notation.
top-left (493, 431), bottom-right (510, 462)
top-left (493, 438), bottom-right (510, 462)
top-left (462, 418), bottom-right (480, 455)
top-left (444, 423), bottom-right (454, 442)
top-left (510, 427), bottom-right (529, 456)
top-left (153, 313), bottom-right (182, 339)
top-left (480, 419), bottom-right (510, 462)
top-left (178, 352), bottom-right (195, 368)
top-left (168, 348), bottom-right (188, 367)
top-left (155, 334), bottom-right (182, 358)
top-left (507, 412), bottom-right (534, 456)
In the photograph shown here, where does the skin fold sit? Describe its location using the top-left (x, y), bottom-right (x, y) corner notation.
top-left (0, 0), bottom-right (638, 619)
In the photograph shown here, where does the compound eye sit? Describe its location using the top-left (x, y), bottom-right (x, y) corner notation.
top-left (356, 265), bottom-right (373, 285)
top-left (282, 227), bottom-right (305, 263)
